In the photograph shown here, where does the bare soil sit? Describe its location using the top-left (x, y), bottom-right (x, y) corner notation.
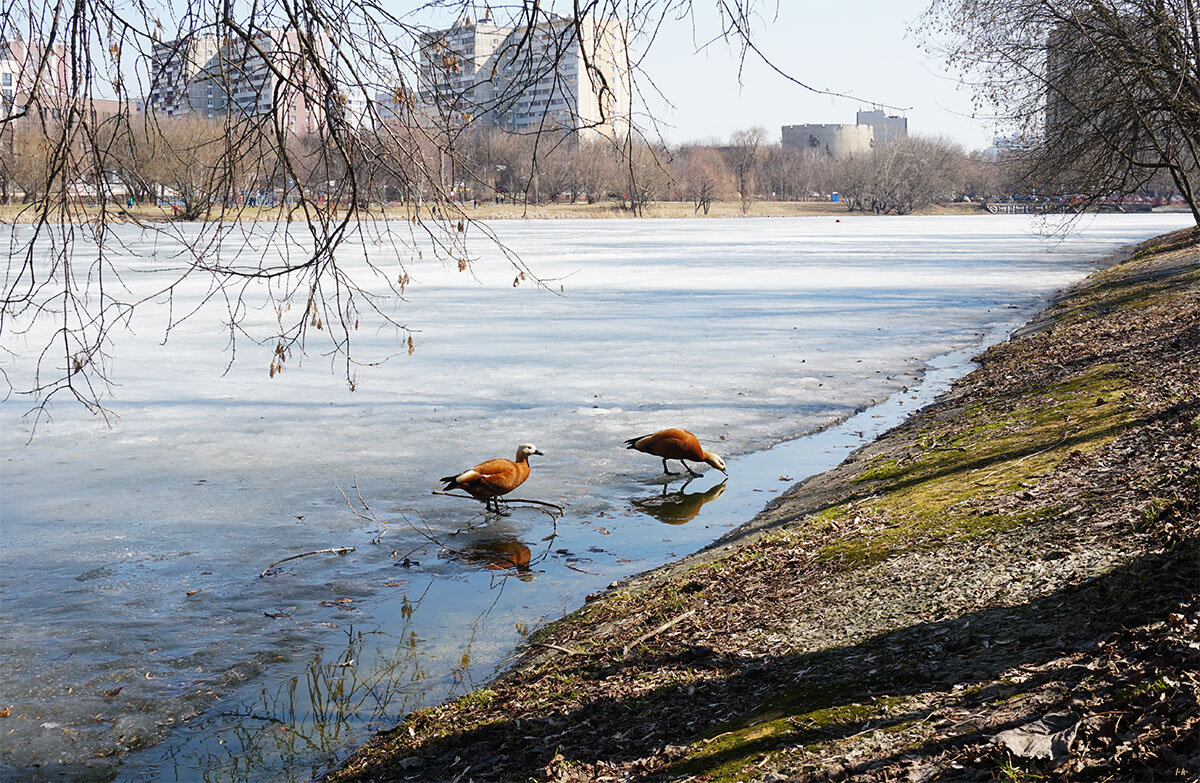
top-left (328, 228), bottom-right (1199, 783)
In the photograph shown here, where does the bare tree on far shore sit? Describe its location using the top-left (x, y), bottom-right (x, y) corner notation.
top-left (676, 145), bottom-right (734, 214)
top-left (728, 126), bottom-right (766, 213)
top-left (838, 135), bottom-right (966, 215)
top-left (925, 0), bottom-right (1200, 225)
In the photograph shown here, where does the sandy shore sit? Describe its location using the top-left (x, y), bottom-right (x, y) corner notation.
top-left (327, 227), bottom-right (1199, 783)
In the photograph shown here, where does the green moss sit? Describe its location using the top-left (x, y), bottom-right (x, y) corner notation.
top-left (854, 457), bottom-right (905, 483)
top-left (819, 511), bottom-right (1045, 568)
top-left (816, 365), bottom-right (1136, 568)
top-left (1055, 264), bottom-right (1200, 325)
top-left (668, 686), bottom-right (909, 782)
top-left (797, 504), bottom-right (847, 534)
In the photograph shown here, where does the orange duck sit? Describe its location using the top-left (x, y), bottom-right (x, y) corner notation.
top-left (441, 443), bottom-right (543, 513)
top-left (624, 428), bottom-right (727, 477)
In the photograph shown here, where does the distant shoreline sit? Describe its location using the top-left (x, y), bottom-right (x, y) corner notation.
top-left (2, 200), bottom-right (1188, 226)
top-left (0, 200), bottom-right (981, 225)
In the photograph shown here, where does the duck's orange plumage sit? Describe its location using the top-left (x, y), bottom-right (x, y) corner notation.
top-left (624, 428), bottom-right (727, 476)
top-left (441, 443), bottom-right (543, 511)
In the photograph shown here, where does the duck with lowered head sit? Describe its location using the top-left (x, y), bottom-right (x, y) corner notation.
top-left (624, 428), bottom-right (726, 477)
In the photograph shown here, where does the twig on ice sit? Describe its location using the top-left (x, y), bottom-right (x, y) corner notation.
top-left (336, 476), bottom-right (395, 544)
top-left (259, 547), bottom-right (355, 578)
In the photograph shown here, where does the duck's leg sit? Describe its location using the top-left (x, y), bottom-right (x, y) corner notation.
top-left (682, 460), bottom-right (702, 478)
top-left (496, 499), bottom-right (513, 517)
top-left (661, 458), bottom-right (678, 475)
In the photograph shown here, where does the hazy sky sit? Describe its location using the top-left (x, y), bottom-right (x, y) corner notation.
top-left (635, 1), bottom-right (998, 150)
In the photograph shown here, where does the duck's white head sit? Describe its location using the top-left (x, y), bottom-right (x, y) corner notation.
top-left (702, 451), bottom-right (727, 474)
top-left (516, 443), bottom-right (544, 460)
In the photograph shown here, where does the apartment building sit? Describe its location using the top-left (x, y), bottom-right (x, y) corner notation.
top-left (855, 109), bottom-right (908, 146)
top-left (148, 29), bottom-right (325, 135)
top-left (418, 16), bottom-right (509, 121)
top-left (0, 40), bottom-right (69, 120)
top-left (0, 55), bottom-right (16, 118)
top-left (419, 13), bottom-right (631, 140)
top-left (147, 35), bottom-right (221, 118)
top-left (781, 123), bottom-right (874, 158)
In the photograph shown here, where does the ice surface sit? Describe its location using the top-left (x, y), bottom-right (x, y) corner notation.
top-left (0, 213), bottom-right (1191, 780)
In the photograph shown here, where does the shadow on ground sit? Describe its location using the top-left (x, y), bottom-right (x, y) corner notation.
top-left (337, 530), bottom-right (1196, 782)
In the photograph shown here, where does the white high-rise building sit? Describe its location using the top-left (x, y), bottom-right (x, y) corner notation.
top-left (418, 15), bottom-right (509, 122)
top-left (148, 30), bottom-right (326, 135)
top-left (0, 49), bottom-right (21, 118)
top-left (418, 13), bottom-right (631, 140)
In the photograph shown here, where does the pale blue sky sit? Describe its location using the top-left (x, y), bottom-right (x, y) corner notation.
top-left (634, 1), bottom-right (996, 150)
top-left (55, 1), bottom-right (996, 147)
top-left (411, 1), bottom-right (997, 150)
top-left (113, 1), bottom-right (994, 147)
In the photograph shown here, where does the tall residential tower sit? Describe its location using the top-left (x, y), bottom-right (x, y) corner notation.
top-left (418, 13), bottom-right (631, 140)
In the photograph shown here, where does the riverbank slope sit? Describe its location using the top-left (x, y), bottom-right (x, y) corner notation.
top-left (329, 228), bottom-right (1199, 783)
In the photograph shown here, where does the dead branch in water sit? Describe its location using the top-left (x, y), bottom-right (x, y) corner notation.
top-left (259, 547), bottom-right (355, 578)
top-left (431, 490), bottom-right (566, 515)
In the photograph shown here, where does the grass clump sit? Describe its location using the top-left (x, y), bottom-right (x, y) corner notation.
top-left (458, 688), bottom-right (497, 709)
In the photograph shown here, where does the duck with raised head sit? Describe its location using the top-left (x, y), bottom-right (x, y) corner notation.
top-left (440, 443), bottom-right (544, 514)
top-left (624, 428), bottom-right (727, 477)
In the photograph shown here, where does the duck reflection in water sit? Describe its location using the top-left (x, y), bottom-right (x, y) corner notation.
top-left (631, 478), bottom-right (728, 525)
top-left (460, 539), bottom-right (536, 580)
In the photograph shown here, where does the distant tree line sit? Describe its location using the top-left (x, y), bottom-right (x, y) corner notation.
top-left (9, 114), bottom-right (1185, 217)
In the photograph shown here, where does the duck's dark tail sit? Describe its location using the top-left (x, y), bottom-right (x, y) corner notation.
top-left (624, 435), bottom-right (648, 450)
top-left (440, 474), bottom-right (461, 491)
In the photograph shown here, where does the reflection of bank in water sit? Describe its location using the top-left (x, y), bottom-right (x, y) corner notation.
top-left (631, 479), bottom-right (727, 525)
top-left (457, 539), bottom-right (536, 579)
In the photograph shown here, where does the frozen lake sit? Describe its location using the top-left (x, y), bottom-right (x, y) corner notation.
top-left (0, 213), bottom-right (1190, 781)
